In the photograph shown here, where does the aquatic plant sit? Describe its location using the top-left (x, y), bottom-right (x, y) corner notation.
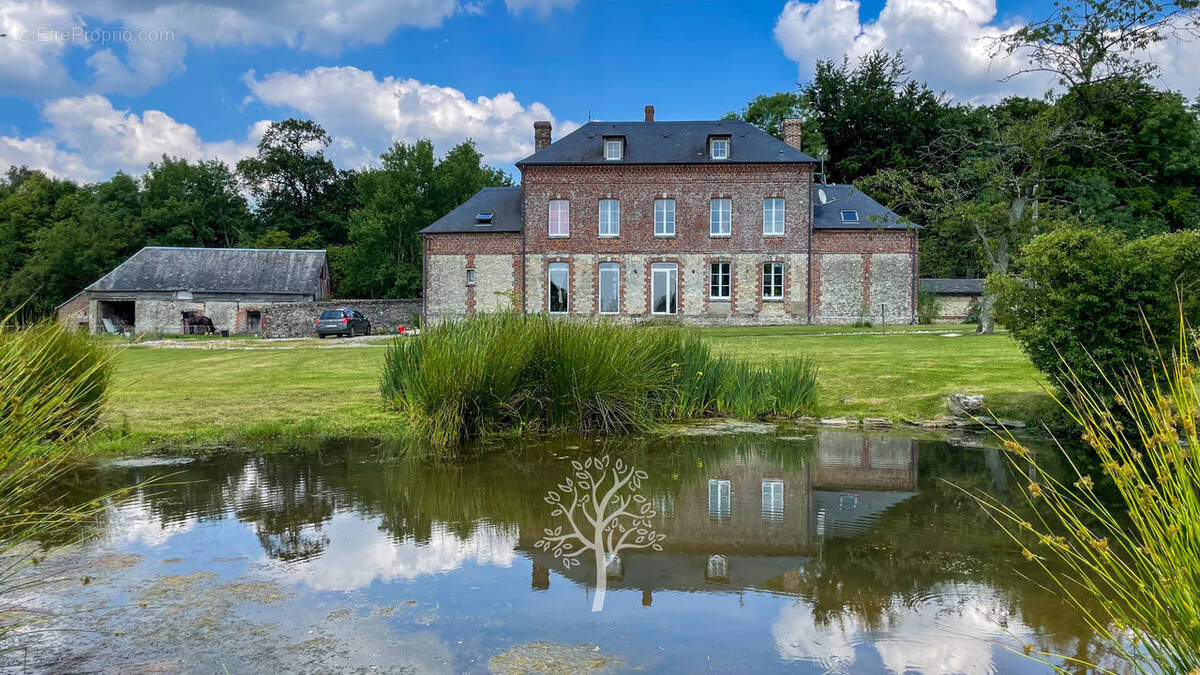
top-left (380, 313), bottom-right (819, 447)
top-left (0, 319), bottom-right (120, 647)
top-left (974, 312), bottom-right (1200, 672)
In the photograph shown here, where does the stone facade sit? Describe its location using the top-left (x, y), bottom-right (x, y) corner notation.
top-left (423, 232), bottom-right (522, 321)
top-left (261, 299), bottom-right (422, 338)
top-left (933, 294), bottom-right (978, 323)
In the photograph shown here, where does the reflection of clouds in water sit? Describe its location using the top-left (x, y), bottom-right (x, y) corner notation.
top-left (284, 513), bottom-right (518, 591)
top-left (105, 499), bottom-right (196, 548)
top-left (772, 586), bottom-right (1027, 674)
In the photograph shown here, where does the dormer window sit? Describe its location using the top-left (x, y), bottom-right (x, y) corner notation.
top-left (709, 137), bottom-right (730, 160)
top-left (475, 211), bottom-right (494, 225)
top-left (604, 137), bottom-right (624, 161)
top-left (840, 210), bottom-right (860, 223)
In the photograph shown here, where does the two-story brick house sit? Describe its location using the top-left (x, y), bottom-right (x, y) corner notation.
top-left (421, 106), bottom-right (917, 325)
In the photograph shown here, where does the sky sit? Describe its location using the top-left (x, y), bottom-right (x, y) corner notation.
top-left (1, 0), bottom-right (1198, 183)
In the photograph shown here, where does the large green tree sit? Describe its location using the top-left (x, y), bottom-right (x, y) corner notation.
top-left (236, 118), bottom-right (358, 247)
top-left (141, 157), bottom-right (254, 247)
top-left (334, 140), bottom-right (509, 299)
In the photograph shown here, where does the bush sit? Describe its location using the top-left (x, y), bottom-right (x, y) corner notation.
top-left (990, 226), bottom-right (1200, 394)
top-left (974, 315), bottom-right (1200, 670)
top-left (381, 313), bottom-right (819, 447)
top-left (917, 290), bottom-right (943, 324)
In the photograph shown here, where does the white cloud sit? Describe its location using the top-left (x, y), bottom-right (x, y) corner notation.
top-left (0, 0), bottom-right (84, 95)
top-left (774, 0), bottom-right (1200, 102)
top-left (243, 65), bottom-right (579, 166)
top-left (774, 0), bottom-right (1053, 103)
top-left (504, 0), bottom-right (578, 16)
top-left (0, 94), bottom-right (260, 182)
top-left (0, 0), bottom-right (462, 96)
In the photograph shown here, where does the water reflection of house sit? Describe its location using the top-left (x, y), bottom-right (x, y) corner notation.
top-left (811, 431), bottom-right (919, 538)
top-left (522, 430), bottom-right (920, 598)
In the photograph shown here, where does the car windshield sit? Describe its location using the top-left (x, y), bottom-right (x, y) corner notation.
top-left (320, 310), bottom-right (343, 320)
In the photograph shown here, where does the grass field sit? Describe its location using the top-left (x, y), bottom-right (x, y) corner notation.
top-left (95, 325), bottom-right (1052, 452)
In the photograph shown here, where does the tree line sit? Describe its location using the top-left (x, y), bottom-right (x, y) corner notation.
top-left (0, 118), bottom-right (509, 318)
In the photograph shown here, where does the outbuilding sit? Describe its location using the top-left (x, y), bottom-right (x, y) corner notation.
top-left (919, 278), bottom-right (984, 323)
top-left (81, 247), bottom-right (331, 335)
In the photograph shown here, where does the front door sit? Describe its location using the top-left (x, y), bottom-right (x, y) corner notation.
top-left (651, 263), bottom-right (678, 315)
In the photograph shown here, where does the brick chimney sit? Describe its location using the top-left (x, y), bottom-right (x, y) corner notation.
top-left (534, 121), bottom-right (552, 152)
top-left (783, 118), bottom-right (803, 151)
top-left (644, 105), bottom-right (655, 122)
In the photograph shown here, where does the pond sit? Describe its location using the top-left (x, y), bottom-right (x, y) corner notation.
top-left (5, 425), bottom-right (1115, 673)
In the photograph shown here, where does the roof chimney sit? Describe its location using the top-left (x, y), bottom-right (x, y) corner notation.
top-left (644, 105), bottom-right (655, 122)
top-left (783, 118), bottom-right (803, 151)
top-left (534, 121), bottom-right (552, 152)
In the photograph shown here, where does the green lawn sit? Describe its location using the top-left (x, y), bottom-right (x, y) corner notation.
top-left (98, 325), bottom-right (1051, 451)
top-left (705, 326), bottom-right (1051, 422)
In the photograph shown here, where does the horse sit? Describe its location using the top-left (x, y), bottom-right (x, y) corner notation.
top-left (181, 311), bottom-right (216, 335)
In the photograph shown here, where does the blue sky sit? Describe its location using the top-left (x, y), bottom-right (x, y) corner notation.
top-left (0, 0), bottom-right (1195, 182)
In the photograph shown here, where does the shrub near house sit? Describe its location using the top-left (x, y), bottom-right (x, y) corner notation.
top-left (990, 227), bottom-right (1200, 391)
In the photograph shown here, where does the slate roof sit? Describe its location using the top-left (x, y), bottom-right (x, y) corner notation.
top-left (419, 186), bottom-right (523, 235)
top-left (920, 278), bottom-right (985, 295)
top-left (516, 120), bottom-right (818, 166)
top-left (87, 247), bottom-right (328, 296)
top-left (813, 184), bottom-right (913, 230)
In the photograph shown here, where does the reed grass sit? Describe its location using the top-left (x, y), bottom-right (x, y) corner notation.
top-left (972, 312), bottom-right (1200, 673)
top-left (0, 319), bottom-right (122, 647)
top-left (381, 313), bottom-right (819, 448)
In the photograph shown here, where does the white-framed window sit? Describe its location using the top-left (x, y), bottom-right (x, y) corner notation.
top-left (650, 263), bottom-right (678, 315)
top-left (466, 268), bottom-right (476, 286)
top-left (841, 210), bottom-right (860, 223)
top-left (710, 138), bottom-right (729, 160)
top-left (654, 199), bottom-right (675, 236)
top-left (762, 479), bottom-right (784, 522)
top-left (710, 198), bottom-right (731, 237)
top-left (763, 262), bottom-right (784, 300)
top-left (598, 262), bottom-right (620, 314)
top-left (763, 198), bottom-right (785, 236)
top-left (604, 138), bottom-right (623, 161)
top-left (599, 199), bottom-right (620, 237)
top-left (708, 479), bottom-right (731, 519)
top-left (549, 200), bottom-right (569, 237)
top-left (709, 262), bottom-right (731, 300)
top-left (548, 262), bottom-right (569, 314)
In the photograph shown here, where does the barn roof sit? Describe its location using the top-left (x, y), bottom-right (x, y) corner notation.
top-left (87, 247), bottom-right (328, 296)
top-left (920, 278), bottom-right (985, 295)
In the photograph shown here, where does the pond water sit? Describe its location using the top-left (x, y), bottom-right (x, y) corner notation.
top-left (5, 425), bottom-right (1115, 674)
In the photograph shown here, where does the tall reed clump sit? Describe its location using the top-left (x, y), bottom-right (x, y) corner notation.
top-left (973, 314), bottom-right (1200, 672)
top-left (1, 319), bottom-right (120, 645)
top-left (381, 313), bottom-right (819, 447)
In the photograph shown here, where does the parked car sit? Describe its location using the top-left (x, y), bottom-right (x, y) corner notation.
top-left (316, 308), bottom-right (371, 338)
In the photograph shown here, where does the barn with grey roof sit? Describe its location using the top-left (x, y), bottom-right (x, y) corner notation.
top-left (79, 247), bottom-right (331, 335)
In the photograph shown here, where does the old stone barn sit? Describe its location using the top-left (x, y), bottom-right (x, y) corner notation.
top-left (76, 247), bottom-right (331, 335)
top-left (421, 107), bottom-right (919, 325)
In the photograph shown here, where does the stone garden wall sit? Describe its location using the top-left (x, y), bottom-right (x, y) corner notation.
top-left (262, 299), bottom-right (422, 338)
